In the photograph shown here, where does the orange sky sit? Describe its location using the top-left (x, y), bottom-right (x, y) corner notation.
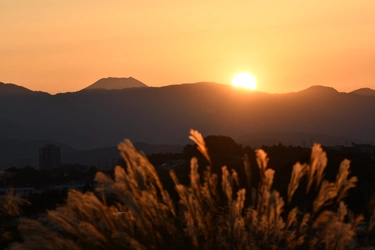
top-left (1, 1), bottom-right (374, 94)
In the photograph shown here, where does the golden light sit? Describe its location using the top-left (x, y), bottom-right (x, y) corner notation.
top-left (231, 72), bottom-right (257, 90)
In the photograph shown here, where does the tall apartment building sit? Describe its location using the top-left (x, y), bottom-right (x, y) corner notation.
top-left (39, 144), bottom-right (61, 170)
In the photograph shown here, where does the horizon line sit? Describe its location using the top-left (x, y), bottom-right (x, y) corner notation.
top-left (0, 79), bottom-right (373, 96)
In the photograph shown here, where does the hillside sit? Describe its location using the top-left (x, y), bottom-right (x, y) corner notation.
top-left (0, 82), bottom-right (49, 96)
top-left (0, 82), bottom-right (374, 150)
top-left (351, 88), bottom-right (375, 97)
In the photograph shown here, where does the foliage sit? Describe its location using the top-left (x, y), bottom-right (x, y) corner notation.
top-left (0, 190), bottom-right (29, 248)
top-left (3, 130), bottom-right (375, 249)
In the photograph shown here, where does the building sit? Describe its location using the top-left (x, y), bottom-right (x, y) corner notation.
top-left (39, 144), bottom-right (61, 170)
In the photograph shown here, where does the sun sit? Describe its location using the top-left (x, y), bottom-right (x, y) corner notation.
top-left (232, 72), bottom-right (257, 90)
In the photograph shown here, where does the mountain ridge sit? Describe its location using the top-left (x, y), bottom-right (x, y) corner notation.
top-left (298, 85), bottom-right (340, 95)
top-left (1, 81), bottom-right (375, 150)
top-left (2, 79), bottom-right (373, 96)
top-left (0, 82), bottom-right (49, 96)
top-left (350, 88), bottom-right (375, 97)
top-left (83, 77), bottom-right (148, 91)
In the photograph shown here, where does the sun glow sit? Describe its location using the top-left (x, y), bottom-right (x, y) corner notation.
top-left (232, 72), bottom-right (257, 90)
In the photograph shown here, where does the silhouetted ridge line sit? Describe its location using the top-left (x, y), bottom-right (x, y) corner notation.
top-left (351, 88), bottom-right (375, 97)
top-left (1, 82), bottom-right (375, 150)
top-left (299, 85), bottom-right (339, 95)
top-left (0, 82), bottom-right (49, 96)
top-left (83, 77), bottom-right (148, 91)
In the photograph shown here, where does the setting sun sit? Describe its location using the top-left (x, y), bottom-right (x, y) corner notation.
top-left (232, 72), bottom-right (257, 90)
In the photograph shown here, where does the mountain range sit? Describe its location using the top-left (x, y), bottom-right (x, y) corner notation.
top-left (1, 77), bottom-right (375, 168)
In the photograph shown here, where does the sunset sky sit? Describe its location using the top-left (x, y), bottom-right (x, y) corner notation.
top-left (1, 1), bottom-right (374, 94)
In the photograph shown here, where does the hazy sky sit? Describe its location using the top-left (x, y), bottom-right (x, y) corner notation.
top-left (1, 1), bottom-right (374, 94)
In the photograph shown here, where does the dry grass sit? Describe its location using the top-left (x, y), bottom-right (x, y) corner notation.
top-left (3, 130), bottom-right (375, 249)
top-left (0, 190), bottom-right (29, 217)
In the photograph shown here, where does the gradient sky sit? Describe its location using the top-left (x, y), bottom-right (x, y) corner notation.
top-left (1, 1), bottom-right (374, 94)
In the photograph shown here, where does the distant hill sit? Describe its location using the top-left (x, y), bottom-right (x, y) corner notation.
top-left (351, 88), bottom-right (375, 97)
top-left (298, 85), bottom-right (339, 95)
top-left (1, 82), bottom-right (375, 150)
top-left (83, 77), bottom-right (147, 91)
top-left (0, 82), bottom-right (49, 96)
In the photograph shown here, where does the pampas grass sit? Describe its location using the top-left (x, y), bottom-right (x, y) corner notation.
top-left (5, 130), bottom-right (375, 249)
top-left (0, 190), bottom-right (29, 217)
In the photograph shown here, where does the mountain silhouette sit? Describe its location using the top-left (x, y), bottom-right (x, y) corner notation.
top-left (0, 82), bottom-right (49, 96)
top-left (351, 88), bottom-right (375, 97)
top-left (83, 77), bottom-right (147, 91)
top-left (298, 85), bottom-right (339, 95)
top-left (0, 81), bottom-right (374, 151)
